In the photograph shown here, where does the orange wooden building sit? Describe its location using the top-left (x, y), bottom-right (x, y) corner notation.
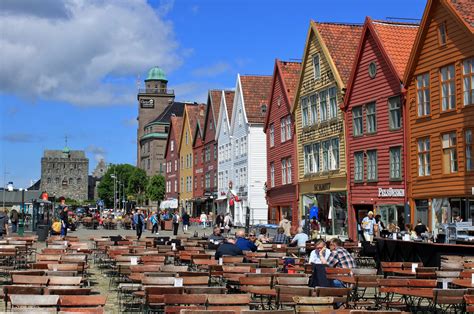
top-left (403, 0), bottom-right (474, 230)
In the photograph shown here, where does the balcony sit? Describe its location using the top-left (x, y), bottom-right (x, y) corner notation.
top-left (138, 88), bottom-right (174, 95)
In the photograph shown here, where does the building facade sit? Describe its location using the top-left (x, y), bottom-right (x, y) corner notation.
top-left (192, 105), bottom-right (207, 216)
top-left (293, 22), bottom-right (362, 236)
top-left (216, 91), bottom-right (236, 215)
top-left (264, 60), bottom-right (301, 227)
top-left (403, 0), bottom-right (474, 230)
top-left (178, 105), bottom-right (200, 213)
top-left (40, 148), bottom-right (89, 201)
top-left (342, 18), bottom-right (418, 239)
top-left (230, 75), bottom-right (272, 226)
top-left (164, 116), bottom-right (183, 205)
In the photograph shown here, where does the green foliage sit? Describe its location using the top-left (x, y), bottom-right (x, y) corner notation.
top-left (98, 164), bottom-right (144, 207)
top-left (146, 175), bottom-right (165, 206)
top-left (128, 168), bottom-right (148, 205)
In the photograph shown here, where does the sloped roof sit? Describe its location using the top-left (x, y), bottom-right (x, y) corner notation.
top-left (448, 0), bottom-right (474, 30)
top-left (372, 20), bottom-right (419, 79)
top-left (240, 75), bottom-right (272, 124)
top-left (209, 90), bottom-right (222, 124)
top-left (224, 90), bottom-right (235, 120)
top-left (170, 116), bottom-right (183, 143)
top-left (313, 22), bottom-right (363, 84)
top-left (278, 60), bottom-right (301, 106)
top-left (148, 101), bottom-right (186, 125)
top-left (187, 104), bottom-right (205, 143)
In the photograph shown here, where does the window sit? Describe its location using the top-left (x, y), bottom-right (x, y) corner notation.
top-left (322, 140), bottom-right (330, 171)
top-left (330, 138), bottom-right (339, 170)
top-left (438, 23), bottom-right (447, 45)
top-left (329, 87), bottom-right (337, 119)
top-left (304, 145), bottom-right (313, 174)
top-left (466, 130), bottom-right (473, 171)
top-left (55, 177), bottom-right (59, 184)
top-left (418, 137), bottom-right (431, 176)
top-left (310, 94), bottom-right (318, 125)
top-left (205, 173), bottom-right (210, 189)
top-left (69, 178), bottom-right (73, 185)
top-left (442, 132), bottom-right (458, 173)
top-left (354, 152), bottom-right (364, 182)
top-left (320, 90), bottom-right (328, 121)
top-left (367, 150), bottom-right (378, 181)
top-left (287, 159), bottom-right (292, 184)
top-left (214, 172), bottom-right (217, 188)
top-left (270, 163), bottom-right (275, 187)
top-left (194, 176), bottom-right (197, 189)
top-left (214, 143), bottom-right (217, 160)
top-left (280, 118), bottom-right (286, 142)
top-left (353, 106), bottom-right (363, 136)
top-left (174, 180), bottom-right (177, 192)
top-left (417, 73), bottom-right (430, 117)
top-left (463, 58), bottom-right (474, 106)
top-left (313, 54), bottom-right (321, 80)
top-left (185, 131), bottom-right (188, 144)
top-left (235, 139), bottom-right (239, 156)
top-left (175, 160), bottom-right (177, 171)
top-left (171, 140), bottom-right (174, 152)
top-left (389, 147), bottom-right (402, 180)
top-left (240, 138), bottom-right (244, 155)
top-left (281, 159), bottom-right (287, 185)
top-left (366, 102), bottom-right (376, 133)
top-left (440, 64), bottom-right (455, 111)
top-left (269, 124), bottom-right (274, 147)
top-left (388, 96), bottom-right (401, 130)
top-left (47, 177), bottom-right (51, 184)
top-left (301, 97), bottom-right (309, 127)
top-left (286, 116), bottom-right (292, 140)
top-left (147, 158), bottom-right (151, 170)
top-left (238, 109), bottom-right (243, 126)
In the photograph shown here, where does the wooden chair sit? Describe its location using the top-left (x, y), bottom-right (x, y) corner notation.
top-left (9, 294), bottom-right (58, 309)
top-left (350, 275), bottom-right (382, 308)
top-left (184, 286), bottom-right (226, 294)
top-left (12, 275), bottom-right (49, 286)
top-left (222, 256), bottom-right (244, 264)
top-left (325, 267), bottom-right (351, 280)
top-left (163, 294), bottom-right (207, 314)
top-left (46, 287), bottom-right (92, 295)
top-left (59, 295), bottom-right (107, 311)
top-left (464, 294), bottom-right (474, 313)
top-left (258, 258), bottom-right (279, 269)
top-left (431, 288), bottom-right (467, 313)
top-left (142, 276), bottom-right (176, 286)
top-left (206, 294), bottom-right (251, 311)
top-left (351, 268), bottom-right (377, 276)
top-left (3, 286), bottom-right (44, 309)
top-left (292, 296), bottom-right (334, 312)
top-left (376, 278), bottom-right (409, 310)
top-left (48, 276), bottom-right (82, 287)
top-left (144, 286), bottom-right (184, 312)
top-left (415, 267), bottom-right (438, 279)
top-left (275, 285), bottom-right (313, 309)
top-left (316, 287), bottom-right (351, 308)
top-left (275, 276), bottom-right (309, 286)
top-left (182, 276), bottom-right (209, 286)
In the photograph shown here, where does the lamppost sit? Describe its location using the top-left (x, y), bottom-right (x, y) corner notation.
top-left (111, 173), bottom-right (117, 211)
top-left (18, 188), bottom-right (26, 236)
top-left (117, 180), bottom-right (121, 210)
top-left (2, 169), bottom-right (9, 210)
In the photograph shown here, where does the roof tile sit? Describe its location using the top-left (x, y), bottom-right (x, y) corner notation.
top-left (240, 75), bottom-right (272, 124)
top-left (224, 90), bottom-right (235, 120)
top-left (449, 0), bottom-right (474, 30)
top-left (277, 60), bottom-right (302, 106)
top-left (313, 22), bottom-right (363, 84)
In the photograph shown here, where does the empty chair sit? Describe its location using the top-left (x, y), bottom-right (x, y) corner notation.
top-left (351, 268), bottom-right (378, 276)
top-left (415, 267), bottom-right (438, 279)
top-left (275, 285), bottom-right (313, 309)
top-left (432, 288), bottom-right (467, 313)
top-left (163, 294), bottom-right (207, 314)
top-left (275, 276), bottom-right (309, 286)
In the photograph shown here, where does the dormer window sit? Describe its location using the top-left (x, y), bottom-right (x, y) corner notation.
top-left (261, 104), bottom-right (267, 114)
top-left (438, 22), bottom-right (447, 46)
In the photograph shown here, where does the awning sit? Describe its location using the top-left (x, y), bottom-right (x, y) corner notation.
top-left (160, 199), bottom-right (178, 209)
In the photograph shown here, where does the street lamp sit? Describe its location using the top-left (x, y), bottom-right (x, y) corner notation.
top-left (111, 174), bottom-right (117, 211)
top-left (18, 188), bottom-right (27, 236)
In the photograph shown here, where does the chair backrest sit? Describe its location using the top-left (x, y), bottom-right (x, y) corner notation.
top-left (222, 256), bottom-right (244, 264)
top-left (433, 288), bottom-right (467, 305)
top-left (402, 262), bottom-right (423, 269)
top-left (12, 275), bottom-right (49, 286)
top-left (182, 276), bottom-right (209, 286)
top-left (145, 286), bottom-right (184, 295)
top-left (355, 275), bottom-right (382, 288)
top-left (47, 288), bottom-right (92, 295)
top-left (59, 295), bottom-right (107, 307)
top-left (48, 276), bottom-right (82, 286)
top-left (351, 268), bottom-right (377, 276)
top-left (4, 285), bottom-right (44, 297)
top-left (415, 267), bottom-right (438, 279)
top-left (161, 265), bottom-right (189, 273)
top-left (207, 294), bottom-right (251, 306)
top-left (407, 279), bottom-right (437, 288)
top-left (380, 262), bottom-right (403, 269)
top-left (141, 255), bottom-right (166, 264)
top-left (184, 287), bottom-right (226, 294)
top-left (275, 276), bottom-right (309, 286)
top-left (48, 264), bottom-right (80, 272)
top-left (258, 258), bottom-right (279, 268)
top-left (239, 276), bottom-right (272, 287)
top-left (142, 276), bottom-right (176, 286)
top-left (163, 294), bottom-right (208, 305)
top-left (275, 285), bottom-right (313, 303)
top-left (222, 266), bottom-right (251, 273)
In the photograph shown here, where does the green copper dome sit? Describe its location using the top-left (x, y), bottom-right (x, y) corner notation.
top-left (63, 146), bottom-right (70, 153)
top-left (145, 66), bottom-right (168, 82)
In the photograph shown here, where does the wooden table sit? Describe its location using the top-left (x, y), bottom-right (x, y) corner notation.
top-left (10, 294), bottom-right (59, 308)
top-left (390, 269), bottom-right (417, 276)
top-left (452, 278), bottom-right (474, 288)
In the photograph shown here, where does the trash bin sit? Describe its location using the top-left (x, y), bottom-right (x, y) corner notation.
top-left (37, 224), bottom-right (48, 242)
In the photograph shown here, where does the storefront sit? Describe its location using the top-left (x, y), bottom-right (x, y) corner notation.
top-left (299, 177), bottom-right (347, 236)
top-left (266, 184), bottom-right (298, 226)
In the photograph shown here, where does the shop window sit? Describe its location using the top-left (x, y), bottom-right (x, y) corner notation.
top-left (466, 129), bottom-right (473, 171)
top-left (415, 199), bottom-right (429, 226)
top-left (388, 96), bottom-right (402, 130)
top-left (352, 106), bottom-right (363, 136)
top-left (302, 193), bottom-right (346, 236)
top-left (442, 132), bottom-right (457, 173)
top-left (418, 137), bottom-right (431, 176)
top-left (463, 58), bottom-right (474, 106)
top-left (389, 147), bottom-right (402, 180)
top-left (417, 73), bottom-right (430, 117)
top-left (440, 64), bottom-right (455, 111)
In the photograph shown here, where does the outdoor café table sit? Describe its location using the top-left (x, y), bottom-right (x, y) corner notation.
top-left (389, 269), bottom-right (417, 277)
top-left (389, 287), bottom-right (433, 311)
top-left (452, 278), bottom-right (474, 288)
top-left (10, 294), bottom-right (59, 308)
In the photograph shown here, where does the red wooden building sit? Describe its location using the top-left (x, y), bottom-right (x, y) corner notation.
top-left (192, 104), bottom-right (207, 216)
top-left (342, 18), bottom-right (418, 240)
top-left (201, 90), bottom-right (223, 215)
top-left (264, 60), bottom-right (301, 226)
top-left (164, 116), bottom-right (183, 206)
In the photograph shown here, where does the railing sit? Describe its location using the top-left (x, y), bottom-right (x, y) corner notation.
top-left (138, 88), bottom-right (174, 95)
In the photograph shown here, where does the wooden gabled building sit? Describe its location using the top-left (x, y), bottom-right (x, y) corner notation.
top-left (163, 115), bottom-right (183, 209)
top-left (342, 18), bottom-right (418, 239)
top-left (292, 21), bottom-right (362, 236)
top-left (191, 105), bottom-right (207, 216)
top-left (264, 60), bottom-right (301, 227)
top-left (403, 0), bottom-right (474, 230)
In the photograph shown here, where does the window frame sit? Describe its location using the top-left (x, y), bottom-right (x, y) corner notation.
top-left (354, 151), bottom-right (364, 182)
top-left (416, 72), bottom-right (431, 117)
top-left (287, 158), bottom-right (292, 184)
top-left (438, 22), bottom-right (447, 46)
top-left (352, 106), bottom-right (363, 136)
top-left (365, 102), bottom-right (377, 134)
top-left (463, 58), bottom-right (474, 106)
top-left (281, 159), bottom-right (287, 185)
top-left (466, 129), bottom-right (473, 172)
top-left (313, 54), bottom-right (321, 80)
top-left (309, 94), bottom-right (318, 125)
top-left (320, 89), bottom-right (328, 122)
top-left (280, 118), bottom-right (286, 143)
top-left (286, 116), bottom-right (292, 140)
top-left (440, 64), bottom-right (456, 112)
top-left (441, 131), bottom-right (458, 174)
top-left (417, 137), bottom-right (431, 177)
top-left (301, 97), bottom-right (309, 127)
top-left (388, 96), bottom-right (402, 130)
top-left (389, 146), bottom-right (402, 181)
top-left (269, 124), bottom-right (274, 147)
top-left (366, 150), bottom-right (378, 182)
top-left (270, 162), bottom-right (275, 188)
top-left (329, 87), bottom-right (337, 120)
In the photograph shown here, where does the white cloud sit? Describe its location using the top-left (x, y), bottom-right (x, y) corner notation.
top-left (0, 0), bottom-right (182, 107)
top-left (192, 62), bottom-right (231, 78)
top-left (85, 144), bottom-right (107, 162)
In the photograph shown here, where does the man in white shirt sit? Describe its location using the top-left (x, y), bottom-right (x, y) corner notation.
top-left (361, 211), bottom-right (375, 242)
top-left (291, 227), bottom-right (309, 253)
top-left (308, 239), bottom-right (330, 264)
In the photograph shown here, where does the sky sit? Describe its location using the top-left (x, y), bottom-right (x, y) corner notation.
top-left (0, 0), bottom-right (427, 189)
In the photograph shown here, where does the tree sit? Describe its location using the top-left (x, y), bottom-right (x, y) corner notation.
top-left (98, 164), bottom-right (137, 208)
top-left (128, 167), bottom-right (148, 206)
top-left (146, 175), bottom-right (166, 210)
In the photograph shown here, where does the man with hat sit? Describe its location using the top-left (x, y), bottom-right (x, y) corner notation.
top-left (361, 211), bottom-right (375, 242)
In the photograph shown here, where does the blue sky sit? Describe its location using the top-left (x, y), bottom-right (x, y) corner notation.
top-left (0, 0), bottom-right (426, 189)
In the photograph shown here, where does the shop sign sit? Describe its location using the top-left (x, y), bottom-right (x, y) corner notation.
top-left (195, 168), bottom-right (203, 174)
top-left (378, 188), bottom-right (405, 198)
top-left (208, 165), bottom-right (214, 171)
top-left (313, 183), bottom-right (331, 192)
top-left (140, 98), bottom-right (154, 108)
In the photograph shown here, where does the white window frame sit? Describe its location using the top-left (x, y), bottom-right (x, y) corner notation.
top-left (417, 73), bottom-right (430, 117)
top-left (354, 152), bottom-right (364, 182)
top-left (466, 129), bottom-right (473, 171)
top-left (367, 150), bottom-right (378, 181)
top-left (313, 54), bottom-right (321, 80)
top-left (287, 158), bottom-right (292, 184)
top-left (389, 147), bottom-right (402, 180)
top-left (269, 124), bottom-right (274, 147)
top-left (463, 58), bottom-right (474, 106)
top-left (353, 106), bottom-right (363, 136)
top-left (418, 137), bottom-right (431, 176)
top-left (301, 97), bottom-right (309, 127)
top-left (388, 96), bottom-right (402, 130)
top-left (320, 90), bottom-right (328, 121)
top-left (281, 159), bottom-right (287, 185)
top-left (286, 116), bottom-right (292, 140)
top-left (310, 94), bottom-right (318, 125)
top-left (366, 102), bottom-right (377, 134)
top-left (329, 87), bottom-right (337, 119)
top-left (280, 118), bottom-right (286, 142)
top-left (442, 132), bottom-right (458, 173)
top-left (440, 64), bottom-right (455, 111)
top-left (270, 162), bottom-right (275, 187)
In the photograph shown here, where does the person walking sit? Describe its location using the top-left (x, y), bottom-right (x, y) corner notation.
top-left (182, 211), bottom-right (190, 232)
top-left (200, 212), bottom-right (208, 229)
top-left (0, 208), bottom-right (9, 239)
top-left (60, 207), bottom-right (69, 238)
top-left (133, 209), bottom-right (145, 240)
top-left (223, 213), bottom-right (233, 235)
top-left (172, 210), bottom-right (180, 236)
top-left (150, 211), bottom-right (159, 234)
top-left (361, 211), bottom-right (375, 242)
top-left (10, 209), bottom-right (18, 233)
top-left (216, 213), bottom-right (224, 233)
top-left (208, 211), bottom-right (214, 227)
top-left (279, 215), bottom-right (292, 237)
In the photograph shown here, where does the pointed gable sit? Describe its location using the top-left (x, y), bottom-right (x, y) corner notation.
top-left (164, 116), bottom-right (183, 159)
top-left (448, 0), bottom-right (474, 31)
top-left (239, 75), bottom-right (272, 124)
top-left (314, 22), bottom-right (363, 85)
top-left (371, 20), bottom-right (419, 79)
top-left (202, 90), bottom-right (223, 143)
top-left (192, 104), bottom-right (207, 146)
top-left (224, 90), bottom-right (235, 120)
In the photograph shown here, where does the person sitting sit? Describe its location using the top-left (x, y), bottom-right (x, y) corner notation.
top-left (273, 227), bottom-right (289, 244)
top-left (309, 239), bottom-right (331, 264)
top-left (235, 229), bottom-right (257, 252)
top-left (290, 227), bottom-right (309, 253)
top-left (308, 240), bottom-right (332, 288)
top-left (209, 226), bottom-right (225, 245)
top-left (414, 219), bottom-right (429, 237)
top-left (258, 227), bottom-right (270, 243)
top-left (215, 238), bottom-right (243, 260)
top-left (319, 238), bottom-right (355, 287)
